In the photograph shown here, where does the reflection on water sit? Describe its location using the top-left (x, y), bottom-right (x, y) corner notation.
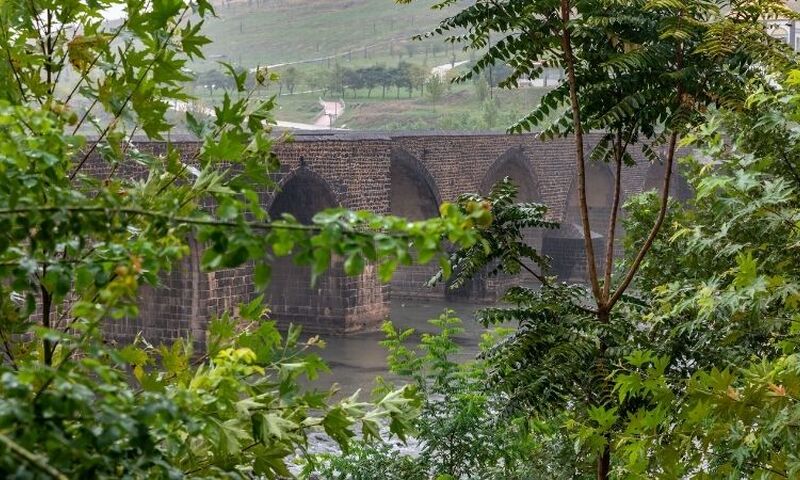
top-left (309, 300), bottom-right (490, 395)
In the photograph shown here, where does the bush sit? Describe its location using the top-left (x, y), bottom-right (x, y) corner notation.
top-left (310, 311), bottom-right (571, 479)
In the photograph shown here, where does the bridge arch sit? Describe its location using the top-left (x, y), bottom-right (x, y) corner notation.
top-left (543, 162), bottom-right (615, 282)
top-left (448, 147), bottom-right (544, 300)
top-left (267, 167), bottom-right (341, 222)
top-left (266, 167), bottom-right (349, 333)
top-left (389, 148), bottom-right (443, 299)
top-left (480, 146), bottom-right (541, 202)
top-left (564, 162), bottom-right (615, 231)
top-left (390, 148), bottom-right (440, 220)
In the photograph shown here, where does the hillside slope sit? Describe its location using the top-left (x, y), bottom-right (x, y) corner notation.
top-left (198, 0), bottom-right (461, 69)
top-left (186, 0), bottom-right (555, 131)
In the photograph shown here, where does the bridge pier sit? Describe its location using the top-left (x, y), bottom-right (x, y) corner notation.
top-left (95, 132), bottom-right (689, 345)
top-left (267, 258), bottom-right (388, 334)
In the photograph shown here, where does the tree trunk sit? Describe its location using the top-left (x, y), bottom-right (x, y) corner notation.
top-left (597, 444), bottom-right (611, 480)
top-left (595, 308), bottom-right (612, 480)
top-left (40, 281), bottom-right (53, 366)
top-left (602, 132), bottom-right (624, 299)
top-left (560, 0), bottom-right (600, 301)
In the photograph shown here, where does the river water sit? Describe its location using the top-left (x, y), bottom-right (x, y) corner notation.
top-left (309, 300), bottom-right (489, 396)
top-left (296, 299), bottom-right (490, 466)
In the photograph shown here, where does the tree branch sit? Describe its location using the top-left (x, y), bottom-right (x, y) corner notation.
top-left (61, 1), bottom-right (146, 107)
top-left (601, 131), bottom-right (624, 301)
top-left (607, 29), bottom-right (685, 309)
top-left (607, 131), bottom-right (677, 308)
top-left (0, 20), bottom-right (30, 104)
top-left (512, 257), bottom-right (597, 315)
top-left (560, 0), bottom-right (601, 302)
top-left (0, 328), bottom-right (18, 370)
top-left (0, 432), bottom-right (68, 480)
top-left (0, 205), bottom-right (309, 230)
top-left (40, 265), bottom-right (53, 366)
top-left (0, 205), bottom-right (413, 242)
top-left (69, 5), bottom-right (189, 179)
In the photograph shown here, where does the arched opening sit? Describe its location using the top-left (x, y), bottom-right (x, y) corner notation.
top-left (565, 163), bottom-right (614, 233)
top-left (269, 171), bottom-right (338, 224)
top-left (544, 163), bottom-right (614, 283)
top-left (449, 149), bottom-right (543, 301)
top-left (266, 169), bottom-right (345, 333)
top-left (768, 25), bottom-right (789, 44)
top-left (389, 149), bottom-right (442, 300)
top-left (480, 150), bottom-right (540, 203)
top-left (644, 162), bottom-right (692, 202)
top-left (390, 150), bottom-right (440, 220)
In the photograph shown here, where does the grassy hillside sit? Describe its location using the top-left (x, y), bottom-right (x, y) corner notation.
top-left (185, 0), bottom-right (556, 131)
top-left (198, 0), bottom-right (461, 69)
top-left (335, 85), bottom-right (552, 131)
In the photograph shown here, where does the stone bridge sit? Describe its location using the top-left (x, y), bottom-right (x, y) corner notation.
top-left (104, 131), bottom-right (691, 343)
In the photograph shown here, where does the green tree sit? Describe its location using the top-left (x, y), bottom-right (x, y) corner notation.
top-left (425, 74), bottom-right (445, 110)
top-left (280, 65), bottom-right (302, 94)
top-left (0, 1), bottom-right (491, 477)
top-left (409, 0), bottom-right (796, 476)
top-left (408, 62), bottom-right (428, 96)
top-left (342, 67), bottom-right (364, 98)
top-left (481, 98), bottom-right (499, 129)
top-left (608, 68), bottom-right (800, 478)
top-left (361, 65), bottom-right (384, 98)
top-left (327, 62), bottom-right (347, 98)
top-left (473, 77), bottom-right (489, 102)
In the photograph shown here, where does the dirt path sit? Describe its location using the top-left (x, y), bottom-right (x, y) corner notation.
top-left (313, 99), bottom-right (345, 128)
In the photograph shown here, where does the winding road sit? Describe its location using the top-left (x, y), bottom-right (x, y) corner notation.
top-left (430, 60), bottom-right (468, 78)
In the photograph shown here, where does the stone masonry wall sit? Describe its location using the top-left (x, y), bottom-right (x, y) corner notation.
top-left (95, 132), bottom-right (690, 345)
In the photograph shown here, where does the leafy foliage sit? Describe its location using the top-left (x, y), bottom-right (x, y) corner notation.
top-left (411, 71), bottom-right (800, 476)
top-left (0, 297), bottom-right (420, 479)
top-left (0, 1), bottom-right (490, 477)
top-left (607, 69), bottom-right (800, 478)
top-left (429, 177), bottom-right (556, 290)
top-left (432, 180), bottom-right (643, 474)
top-left (401, 0), bottom-right (798, 476)
top-left (411, 0), bottom-right (794, 138)
top-left (311, 311), bottom-right (567, 479)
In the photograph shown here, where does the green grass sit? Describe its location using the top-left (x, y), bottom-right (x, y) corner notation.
top-left (338, 86), bottom-right (553, 131)
top-left (185, 0), bottom-right (552, 131)
top-left (188, 73), bottom-right (554, 131)
top-left (196, 0), bottom-right (462, 70)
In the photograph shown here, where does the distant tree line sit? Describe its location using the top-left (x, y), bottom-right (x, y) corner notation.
top-left (327, 62), bottom-right (430, 99)
top-left (192, 61), bottom-right (439, 100)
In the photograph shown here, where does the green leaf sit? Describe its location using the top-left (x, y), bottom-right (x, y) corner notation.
top-left (220, 62), bottom-right (247, 93)
top-left (180, 21), bottom-right (211, 60)
top-left (253, 412), bottom-right (298, 442)
top-left (344, 253), bottom-right (365, 276)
